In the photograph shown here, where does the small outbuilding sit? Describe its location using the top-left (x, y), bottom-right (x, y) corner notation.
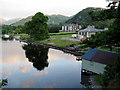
top-left (81, 48), bottom-right (118, 74)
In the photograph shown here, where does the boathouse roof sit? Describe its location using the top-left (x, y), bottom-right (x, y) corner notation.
top-left (82, 48), bottom-right (118, 64)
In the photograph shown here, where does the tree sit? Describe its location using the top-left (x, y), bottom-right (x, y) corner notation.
top-left (14, 25), bottom-right (23, 34)
top-left (87, 1), bottom-right (120, 51)
top-left (2, 25), bottom-right (17, 34)
top-left (96, 54), bottom-right (120, 87)
top-left (23, 12), bottom-right (49, 40)
top-left (48, 25), bottom-right (61, 33)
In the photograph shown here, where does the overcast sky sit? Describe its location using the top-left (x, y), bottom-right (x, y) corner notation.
top-left (0, 0), bottom-right (110, 20)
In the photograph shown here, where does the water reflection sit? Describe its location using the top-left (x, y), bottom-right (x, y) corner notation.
top-left (2, 40), bottom-right (83, 88)
top-left (22, 44), bottom-right (49, 71)
top-left (2, 37), bottom-right (14, 41)
top-left (0, 79), bottom-right (8, 88)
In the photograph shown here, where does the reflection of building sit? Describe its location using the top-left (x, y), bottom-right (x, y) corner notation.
top-left (2, 34), bottom-right (10, 38)
top-left (81, 71), bottom-right (91, 86)
top-left (78, 25), bottom-right (108, 39)
top-left (61, 24), bottom-right (82, 32)
top-left (81, 48), bottom-right (118, 74)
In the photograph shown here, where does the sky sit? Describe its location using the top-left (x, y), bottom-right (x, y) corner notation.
top-left (0, 0), bottom-right (110, 20)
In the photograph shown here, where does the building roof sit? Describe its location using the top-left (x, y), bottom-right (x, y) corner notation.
top-left (79, 25), bottom-right (106, 32)
top-left (82, 48), bottom-right (118, 64)
top-left (80, 28), bottom-right (104, 32)
top-left (82, 48), bottom-right (98, 60)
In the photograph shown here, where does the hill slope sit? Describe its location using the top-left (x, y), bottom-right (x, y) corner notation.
top-left (12, 15), bottom-right (70, 26)
top-left (11, 16), bottom-right (32, 26)
top-left (47, 15), bottom-right (70, 26)
top-left (65, 7), bottom-right (114, 28)
top-left (4, 18), bottom-right (22, 25)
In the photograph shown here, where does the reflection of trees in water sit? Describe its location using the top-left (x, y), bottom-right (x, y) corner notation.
top-left (22, 44), bottom-right (49, 71)
top-left (2, 37), bottom-right (14, 41)
top-left (0, 79), bottom-right (8, 88)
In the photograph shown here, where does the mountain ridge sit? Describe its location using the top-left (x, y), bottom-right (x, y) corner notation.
top-left (11, 15), bottom-right (70, 26)
top-left (1, 7), bottom-right (113, 28)
top-left (65, 7), bottom-right (114, 28)
top-left (3, 18), bottom-right (22, 25)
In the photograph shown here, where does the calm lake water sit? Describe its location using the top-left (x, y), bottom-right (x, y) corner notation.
top-left (1, 40), bottom-right (83, 88)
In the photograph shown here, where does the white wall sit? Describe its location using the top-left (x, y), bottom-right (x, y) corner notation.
top-left (87, 32), bottom-right (96, 37)
top-left (82, 59), bottom-right (106, 74)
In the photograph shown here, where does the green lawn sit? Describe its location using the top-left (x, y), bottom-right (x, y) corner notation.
top-left (37, 39), bottom-right (79, 47)
top-left (96, 46), bottom-right (120, 52)
top-left (50, 34), bottom-right (72, 38)
top-left (15, 34), bottom-right (28, 36)
top-left (36, 34), bottom-right (80, 47)
top-left (16, 33), bottom-right (120, 52)
top-left (14, 34), bottom-right (30, 40)
top-left (13, 33), bottom-right (80, 47)
top-left (49, 32), bottom-right (77, 35)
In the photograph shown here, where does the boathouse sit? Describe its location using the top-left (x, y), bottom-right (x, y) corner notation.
top-left (81, 48), bottom-right (118, 74)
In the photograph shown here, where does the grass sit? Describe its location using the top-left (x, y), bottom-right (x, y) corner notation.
top-left (15, 33), bottom-right (120, 52)
top-left (96, 46), bottom-right (120, 52)
top-left (80, 46), bottom-right (120, 53)
top-left (14, 34), bottom-right (30, 40)
top-left (36, 34), bottom-right (80, 47)
top-left (49, 32), bottom-right (77, 35)
top-left (15, 33), bottom-right (28, 36)
top-left (50, 34), bottom-right (72, 38)
top-left (37, 39), bottom-right (79, 47)
top-left (96, 46), bottom-right (112, 51)
top-left (10, 33), bottom-right (80, 47)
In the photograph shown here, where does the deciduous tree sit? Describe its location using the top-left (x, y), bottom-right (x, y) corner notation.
top-left (24, 12), bottom-right (49, 40)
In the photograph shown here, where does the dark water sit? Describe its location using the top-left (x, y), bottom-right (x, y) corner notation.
top-left (1, 40), bottom-right (83, 88)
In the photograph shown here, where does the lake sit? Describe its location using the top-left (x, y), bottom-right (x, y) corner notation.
top-left (1, 40), bottom-right (83, 88)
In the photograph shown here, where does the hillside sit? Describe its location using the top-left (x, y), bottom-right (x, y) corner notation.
top-left (65, 7), bottom-right (114, 28)
top-left (11, 16), bottom-right (32, 26)
top-left (3, 18), bottom-right (22, 25)
top-left (11, 15), bottom-right (70, 26)
top-left (47, 15), bottom-right (70, 26)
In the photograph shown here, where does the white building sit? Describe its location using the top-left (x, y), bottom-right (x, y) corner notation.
top-left (78, 25), bottom-right (107, 39)
top-left (61, 23), bottom-right (82, 32)
top-left (81, 48), bottom-right (118, 74)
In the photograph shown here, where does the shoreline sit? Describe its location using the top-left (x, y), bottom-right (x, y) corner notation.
top-left (21, 40), bottom-right (84, 56)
